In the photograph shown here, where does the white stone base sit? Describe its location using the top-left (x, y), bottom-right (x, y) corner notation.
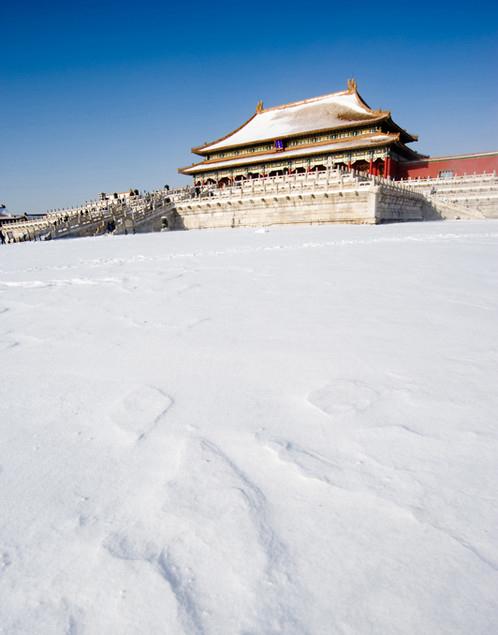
top-left (175, 184), bottom-right (427, 230)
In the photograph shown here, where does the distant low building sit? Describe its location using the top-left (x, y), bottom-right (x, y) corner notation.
top-left (0, 205), bottom-right (45, 227)
top-left (0, 205), bottom-right (23, 227)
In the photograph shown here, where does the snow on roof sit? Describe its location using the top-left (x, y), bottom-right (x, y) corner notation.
top-left (197, 88), bottom-right (386, 154)
top-left (182, 133), bottom-right (396, 174)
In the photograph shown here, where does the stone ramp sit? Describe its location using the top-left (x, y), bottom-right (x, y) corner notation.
top-left (428, 200), bottom-right (486, 221)
top-left (0, 188), bottom-right (189, 244)
top-left (404, 173), bottom-right (498, 218)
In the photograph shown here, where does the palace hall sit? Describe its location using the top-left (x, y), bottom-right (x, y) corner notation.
top-left (179, 80), bottom-right (422, 186)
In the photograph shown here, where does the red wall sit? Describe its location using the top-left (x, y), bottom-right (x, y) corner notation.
top-left (398, 153), bottom-right (498, 179)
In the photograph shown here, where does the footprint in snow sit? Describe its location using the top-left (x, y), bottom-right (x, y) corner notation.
top-left (308, 379), bottom-right (379, 417)
top-left (110, 385), bottom-right (173, 442)
top-left (0, 551), bottom-right (12, 571)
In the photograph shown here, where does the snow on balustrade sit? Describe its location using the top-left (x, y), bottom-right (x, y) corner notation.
top-left (175, 168), bottom-right (430, 229)
top-left (6, 168), bottom-right (496, 244)
top-left (0, 187), bottom-right (190, 244)
top-left (400, 172), bottom-right (498, 218)
top-left (188, 168), bottom-right (419, 203)
top-left (403, 171), bottom-right (496, 183)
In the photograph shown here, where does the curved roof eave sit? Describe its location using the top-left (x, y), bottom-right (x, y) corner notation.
top-left (192, 112), bottom-right (259, 156)
top-left (179, 132), bottom-right (399, 175)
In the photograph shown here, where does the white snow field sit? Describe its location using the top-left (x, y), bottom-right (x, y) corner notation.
top-left (1, 220), bottom-right (498, 635)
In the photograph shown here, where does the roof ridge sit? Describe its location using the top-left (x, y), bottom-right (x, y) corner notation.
top-left (261, 89), bottom-right (351, 114)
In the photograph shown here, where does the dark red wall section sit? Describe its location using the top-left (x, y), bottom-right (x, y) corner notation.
top-left (398, 154), bottom-right (498, 179)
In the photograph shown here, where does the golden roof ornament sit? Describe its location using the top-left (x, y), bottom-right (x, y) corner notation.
top-left (347, 78), bottom-right (357, 92)
top-left (256, 100), bottom-right (264, 114)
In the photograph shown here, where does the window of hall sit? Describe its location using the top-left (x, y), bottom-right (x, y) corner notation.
top-left (439, 170), bottom-right (454, 179)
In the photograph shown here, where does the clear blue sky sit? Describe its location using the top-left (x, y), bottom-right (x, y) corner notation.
top-left (1, 0), bottom-right (497, 213)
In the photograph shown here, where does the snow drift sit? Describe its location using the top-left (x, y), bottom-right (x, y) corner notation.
top-left (1, 221), bottom-right (498, 634)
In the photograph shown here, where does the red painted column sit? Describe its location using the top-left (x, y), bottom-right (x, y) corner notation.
top-left (384, 156), bottom-right (391, 179)
top-left (347, 160), bottom-right (352, 171)
top-left (369, 159), bottom-right (374, 175)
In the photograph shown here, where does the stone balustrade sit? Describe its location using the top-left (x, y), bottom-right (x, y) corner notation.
top-left (175, 169), bottom-right (429, 229)
top-left (401, 172), bottom-right (498, 218)
top-left (3, 168), bottom-right (496, 245)
top-left (0, 187), bottom-right (190, 244)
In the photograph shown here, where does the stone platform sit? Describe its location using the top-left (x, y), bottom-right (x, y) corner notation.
top-left (174, 171), bottom-right (431, 230)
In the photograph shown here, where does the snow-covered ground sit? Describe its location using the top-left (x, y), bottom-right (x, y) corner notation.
top-left (1, 221), bottom-right (498, 634)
